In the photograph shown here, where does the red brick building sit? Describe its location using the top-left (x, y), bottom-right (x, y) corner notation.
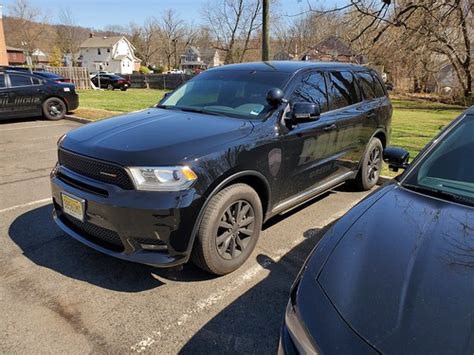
top-left (0, 5), bottom-right (8, 65)
top-left (6, 46), bottom-right (26, 65)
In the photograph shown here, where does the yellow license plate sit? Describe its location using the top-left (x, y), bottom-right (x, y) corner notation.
top-left (61, 193), bottom-right (85, 221)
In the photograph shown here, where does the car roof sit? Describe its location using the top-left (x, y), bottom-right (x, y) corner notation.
top-left (207, 61), bottom-right (368, 74)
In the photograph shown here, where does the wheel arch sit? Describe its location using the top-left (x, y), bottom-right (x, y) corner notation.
top-left (184, 170), bottom-right (271, 261)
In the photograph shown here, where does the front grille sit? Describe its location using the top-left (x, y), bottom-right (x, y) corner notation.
top-left (58, 149), bottom-right (134, 190)
top-left (60, 213), bottom-right (124, 252)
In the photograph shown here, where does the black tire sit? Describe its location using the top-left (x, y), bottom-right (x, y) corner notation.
top-left (192, 183), bottom-right (263, 275)
top-left (42, 97), bottom-right (66, 121)
top-left (120, 87), bottom-right (127, 91)
top-left (354, 137), bottom-right (383, 190)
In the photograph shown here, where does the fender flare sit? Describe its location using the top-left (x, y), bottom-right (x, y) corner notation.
top-left (182, 170), bottom-right (271, 262)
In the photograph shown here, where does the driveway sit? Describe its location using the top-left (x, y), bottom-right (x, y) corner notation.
top-left (0, 118), bottom-right (374, 353)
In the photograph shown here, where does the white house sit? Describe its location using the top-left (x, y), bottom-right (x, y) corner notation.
top-left (180, 46), bottom-right (221, 71)
top-left (78, 35), bottom-right (141, 75)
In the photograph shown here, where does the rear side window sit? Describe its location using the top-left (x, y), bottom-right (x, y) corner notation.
top-left (327, 71), bottom-right (360, 110)
top-left (32, 77), bottom-right (42, 85)
top-left (0, 74), bottom-right (5, 88)
top-left (10, 74), bottom-right (33, 87)
top-left (358, 71), bottom-right (386, 99)
top-left (371, 72), bottom-right (386, 97)
top-left (290, 72), bottom-right (328, 112)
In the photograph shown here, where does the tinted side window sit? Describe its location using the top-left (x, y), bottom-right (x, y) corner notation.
top-left (10, 74), bottom-right (33, 87)
top-left (327, 71), bottom-right (360, 110)
top-left (371, 72), bottom-right (386, 97)
top-left (0, 74), bottom-right (5, 88)
top-left (357, 72), bottom-right (377, 100)
top-left (32, 77), bottom-right (42, 85)
top-left (290, 72), bottom-right (328, 112)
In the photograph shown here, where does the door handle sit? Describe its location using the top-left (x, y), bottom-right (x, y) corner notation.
top-left (367, 112), bottom-right (376, 119)
top-left (324, 124), bottom-right (337, 132)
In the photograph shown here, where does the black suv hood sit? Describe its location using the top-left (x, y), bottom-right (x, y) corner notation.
top-left (61, 108), bottom-right (254, 166)
top-left (318, 185), bottom-right (474, 354)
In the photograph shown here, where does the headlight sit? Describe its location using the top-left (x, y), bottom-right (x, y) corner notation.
top-left (128, 166), bottom-right (197, 191)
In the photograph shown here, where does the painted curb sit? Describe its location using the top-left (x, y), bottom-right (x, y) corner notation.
top-left (65, 115), bottom-right (91, 124)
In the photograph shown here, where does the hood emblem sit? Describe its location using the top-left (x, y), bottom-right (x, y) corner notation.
top-left (100, 171), bottom-right (117, 178)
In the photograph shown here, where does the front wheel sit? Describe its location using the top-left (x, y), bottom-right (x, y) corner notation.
top-left (42, 97), bottom-right (66, 120)
top-left (192, 183), bottom-right (263, 275)
top-left (354, 137), bottom-right (383, 190)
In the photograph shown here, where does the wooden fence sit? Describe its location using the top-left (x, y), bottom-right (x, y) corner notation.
top-left (42, 66), bottom-right (91, 89)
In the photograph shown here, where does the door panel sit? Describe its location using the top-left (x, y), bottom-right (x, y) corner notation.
top-left (326, 71), bottom-right (368, 174)
top-left (277, 71), bottom-right (340, 201)
top-left (6, 74), bottom-right (43, 118)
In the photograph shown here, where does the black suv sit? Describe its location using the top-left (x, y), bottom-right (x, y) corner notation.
top-left (51, 61), bottom-right (392, 275)
top-left (0, 68), bottom-right (79, 120)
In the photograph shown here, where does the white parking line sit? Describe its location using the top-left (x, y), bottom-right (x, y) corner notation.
top-left (130, 198), bottom-right (364, 353)
top-left (0, 198), bottom-right (51, 214)
top-left (0, 123), bottom-right (72, 132)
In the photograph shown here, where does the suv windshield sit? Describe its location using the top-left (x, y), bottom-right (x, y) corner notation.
top-left (160, 70), bottom-right (290, 119)
top-left (403, 114), bottom-right (474, 206)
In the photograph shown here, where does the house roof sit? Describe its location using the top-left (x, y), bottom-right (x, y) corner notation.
top-left (6, 46), bottom-right (24, 52)
top-left (79, 36), bottom-right (124, 48)
top-left (303, 36), bottom-right (357, 58)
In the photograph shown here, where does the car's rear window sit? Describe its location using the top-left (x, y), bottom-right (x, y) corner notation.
top-left (0, 74), bottom-right (5, 88)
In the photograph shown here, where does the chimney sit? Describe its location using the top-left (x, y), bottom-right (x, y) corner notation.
top-left (0, 4), bottom-right (8, 65)
top-left (89, 33), bottom-right (94, 38)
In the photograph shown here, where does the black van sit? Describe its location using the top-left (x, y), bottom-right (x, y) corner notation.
top-left (0, 68), bottom-right (79, 120)
top-left (51, 61), bottom-right (392, 275)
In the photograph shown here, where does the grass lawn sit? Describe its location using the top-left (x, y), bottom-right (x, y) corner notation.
top-left (74, 89), bottom-right (166, 120)
top-left (72, 89), bottom-right (466, 176)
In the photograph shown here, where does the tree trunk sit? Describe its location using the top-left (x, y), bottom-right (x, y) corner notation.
top-left (262, 0), bottom-right (270, 61)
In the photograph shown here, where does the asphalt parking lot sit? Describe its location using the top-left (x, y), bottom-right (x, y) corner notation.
top-left (0, 118), bottom-right (374, 354)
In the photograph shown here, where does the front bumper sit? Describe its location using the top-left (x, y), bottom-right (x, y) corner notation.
top-left (51, 164), bottom-right (203, 267)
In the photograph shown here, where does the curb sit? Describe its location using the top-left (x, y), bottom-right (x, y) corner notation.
top-left (65, 115), bottom-right (91, 124)
top-left (377, 175), bottom-right (392, 185)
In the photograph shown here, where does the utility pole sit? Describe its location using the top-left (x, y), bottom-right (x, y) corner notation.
top-left (262, 0), bottom-right (270, 61)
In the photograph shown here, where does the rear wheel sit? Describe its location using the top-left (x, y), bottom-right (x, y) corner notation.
top-left (42, 97), bottom-right (66, 120)
top-left (192, 183), bottom-right (263, 275)
top-left (354, 137), bottom-right (383, 190)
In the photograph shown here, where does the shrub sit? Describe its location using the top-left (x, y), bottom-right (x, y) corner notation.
top-left (139, 66), bottom-right (151, 74)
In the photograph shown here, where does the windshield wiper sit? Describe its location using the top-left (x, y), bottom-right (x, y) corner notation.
top-left (176, 107), bottom-right (220, 116)
top-left (402, 183), bottom-right (474, 207)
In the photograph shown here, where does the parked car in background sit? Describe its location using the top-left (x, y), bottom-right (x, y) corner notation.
top-left (91, 74), bottom-right (131, 91)
top-left (89, 71), bottom-right (115, 79)
top-left (0, 67), bottom-right (79, 120)
top-left (34, 71), bottom-right (71, 83)
top-left (166, 69), bottom-right (184, 74)
top-left (279, 107), bottom-right (474, 354)
top-left (51, 61), bottom-right (391, 275)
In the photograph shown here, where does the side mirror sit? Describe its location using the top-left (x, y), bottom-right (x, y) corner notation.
top-left (291, 102), bottom-right (320, 123)
top-left (383, 147), bottom-right (410, 172)
top-left (159, 91), bottom-right (173, 104)
top-left (266, 88), bottom-right (285, 107)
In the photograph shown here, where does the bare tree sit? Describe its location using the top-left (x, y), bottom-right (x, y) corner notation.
top-left (306, 0), bottom-right (473, 99)
top-left (202, 0), bottom-right (262, 64)
top-left (159, 9), bottom-right (186, 69)
top-left (56, 8), bottom-right (81, 66)
top-left (8, 0), bottom-right (47, 63)
top-left (129, 18), bottom-right (161, 67)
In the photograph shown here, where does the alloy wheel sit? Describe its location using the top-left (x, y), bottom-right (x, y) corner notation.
top-left (367, 146), bottom-right (382, 184)
top-left (48, 100), bottom-right (63, 117)
top-left (216, 200), bottom-right (255, 260)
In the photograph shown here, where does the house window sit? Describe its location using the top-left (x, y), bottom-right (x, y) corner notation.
top-left (107, 48), bottom-right (110, 53)
top-left (98, 48), bottom-right (101, 55)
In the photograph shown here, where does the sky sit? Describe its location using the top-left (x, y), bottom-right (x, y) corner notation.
top-left (1, 0), bottom-right (346, 30)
